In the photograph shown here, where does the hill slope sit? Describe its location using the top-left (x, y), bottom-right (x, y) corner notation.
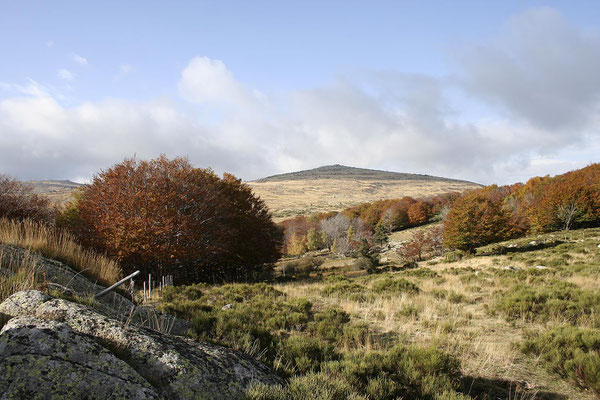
top-left (248, 165), bottom-right (481, 220)
top-left (29, 180), bottom-right (82, 207)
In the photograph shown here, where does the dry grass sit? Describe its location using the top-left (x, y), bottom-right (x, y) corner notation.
top-left (248, 178), bottom-right (480, 221)
top-left (0, 218), bottom-right (121, 287)
top-left (0, 248), bottom-right (40, 303)
top-left (273, 228), bottom-right (600, 399)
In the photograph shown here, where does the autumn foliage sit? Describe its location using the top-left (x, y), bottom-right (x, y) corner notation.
top-left (443, 186), bottom-right (518, 251)
top-left (443, 164), bottom-right (600, 251)
top-left (280, 193), bottom-right (457, 256)
top-left (60, 156), bottom-right (282, 283)
top-left (0, 175), bottom-right (54, 223)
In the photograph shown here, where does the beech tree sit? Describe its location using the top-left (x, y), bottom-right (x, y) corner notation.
top-left (443, 186), bottom-right (515, 252)
top-left (61, 156), bottom-right (282, 283)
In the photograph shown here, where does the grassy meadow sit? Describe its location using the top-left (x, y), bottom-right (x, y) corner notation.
top-left (157, 226), bottom-right (600, 399)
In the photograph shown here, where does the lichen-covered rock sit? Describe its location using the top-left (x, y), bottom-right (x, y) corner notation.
top-left (0, 317), bottom-right (160, 399)
top-left (0, 292), bottom-right (282, 399)
top-left (33, 298), bottom-right (282, 399)
top-left (0, 290), bottom-right (50, 317)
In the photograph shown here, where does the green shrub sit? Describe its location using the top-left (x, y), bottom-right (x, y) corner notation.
top-left (521, 325), bottom-right (600, 395)
top-left (493, 280), bottom-right (600, 325)
top-left (340, 322), bottom-right (371, 349)
top-left (310, 308), bottom-right (351, 343)
top-left (400, 268), bottom-right (440, 279)
top-left (352, 256), bottom-right (375, 272)
top-left (276, 336), bottom-right (338, 375)
top-left (446, 291), bottom-right (468, 304)
top-left (324, 344), bottom-right (462, 399)
top-left (281, 256), bottom-right (324, 276)
top-left (245, 372), bottom-right (360, 400)
top-left (371, 277), bottom-right (420, 295)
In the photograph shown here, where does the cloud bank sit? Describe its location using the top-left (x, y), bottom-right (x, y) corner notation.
top-left (0, 7), bottom-right (598, 184)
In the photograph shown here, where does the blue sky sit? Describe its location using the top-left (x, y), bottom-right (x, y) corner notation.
top-left (1, 1), bottom-right (599, 184)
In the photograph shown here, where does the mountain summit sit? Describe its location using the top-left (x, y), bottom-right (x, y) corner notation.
top-left (253, 164), bottom-right (475, 183)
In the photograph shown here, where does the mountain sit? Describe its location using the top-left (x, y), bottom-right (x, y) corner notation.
top-left (247, 165), bottom-right (481, 220)
top-left (253, 164), bottom-right (474, 183)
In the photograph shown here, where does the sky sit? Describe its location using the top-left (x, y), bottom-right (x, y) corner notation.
top-left (0, 1), bottom-right (599, 185)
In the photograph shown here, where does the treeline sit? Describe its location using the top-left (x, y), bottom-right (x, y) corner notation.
top-left (280, 192), bottom-right (459, 256)
top-left (443, 163), bottom-right (600, 251)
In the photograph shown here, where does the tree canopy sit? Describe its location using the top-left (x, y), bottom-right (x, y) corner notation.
top-left (60, 156), bottom-right (282, 283)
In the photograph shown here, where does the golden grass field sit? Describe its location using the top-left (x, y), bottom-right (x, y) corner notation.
top-left (248, 178), bottom-right (479, 221)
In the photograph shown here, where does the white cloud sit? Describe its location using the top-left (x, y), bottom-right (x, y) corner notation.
top-left (72, 53), bottom-right (88, 65)
top-left (46, 41), bottom-right (55, 48)
top-left (457, 7), bottom-right (600, 132)
top-left (178, 57), bottom-right (258, 110)
top-left (57, 69), bottom-right (74, 81)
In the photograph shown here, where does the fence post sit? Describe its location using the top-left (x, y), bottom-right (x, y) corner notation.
top-left (95, 270), bottom-right (140, 299)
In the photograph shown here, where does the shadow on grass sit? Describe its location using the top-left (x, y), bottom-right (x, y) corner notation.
top-left (462, 376), bottom-right (568, 400)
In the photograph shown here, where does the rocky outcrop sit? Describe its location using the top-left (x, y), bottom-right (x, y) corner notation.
top-left (0, 317), bottom-right (159, 399)
top-left (0, 290), bottom-right (282, 399)
top-left (0, 242), bottom-right (283, 399)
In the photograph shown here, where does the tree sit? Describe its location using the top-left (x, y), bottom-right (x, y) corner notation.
top-left (407, 201), bottom-right (430, 225)
top-left (287, 233), bottom-right (307, 256)
top-left (0, 175), bottom-right (54, 223)
top-left (306, 227), bottom-right (323, 251)
top-left (62, 156), bottom-right (282, 283)
top-left (320, 213), bottom-right (350, 248)
top-left (529, 164), bottom-right (600, 232)
top-left (443, 186), bottom-right (515, 252)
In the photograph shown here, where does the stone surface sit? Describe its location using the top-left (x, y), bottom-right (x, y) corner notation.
top-left (0, 316), bottom-right (159, 400)
top-left (0, 290), bottom-right (50, 317)
top-left (0, 292), bottom-right (282, 399)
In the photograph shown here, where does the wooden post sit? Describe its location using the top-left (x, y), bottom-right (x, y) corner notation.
top-left (148, 274), bottom-right (152, 299)
top-left (95, 270), bottom-right (140, 299)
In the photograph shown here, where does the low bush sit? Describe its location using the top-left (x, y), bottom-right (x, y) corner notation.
top-left (246, 344), bottom-right (464, 400)
top-left (280, 256), bottom-right (324, 276)
top-left (371, 277), bottom-right (420, 295)
top-left (320, 281), bottom-right (366, 298)
top-left (521, 325), bottom-right (600, 395)
top-left (309, 308), bottom-right (351, 342)
top-left (493, 280), bottom-right (600, 325)
top-left (276, 336), bottom-right (338, 375)
top-left (400, 268), bottom-right (440, 279)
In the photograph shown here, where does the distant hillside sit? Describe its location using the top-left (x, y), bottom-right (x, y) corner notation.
top-left (29, 180), bottom-right (82, 207)
top-left (254, 164), bottom-right (474, 183)
top-left (248, 165), bottom-right (481, 221)
top-left (30, 167), bottom-right (481, 219)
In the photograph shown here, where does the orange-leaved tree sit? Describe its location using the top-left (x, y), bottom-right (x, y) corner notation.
top-left (443, 186), bottom-right (517, 252)
top-left (60, 156), bottom-right (282, 283)
top-left (528, 164), bottom-right (600, 232)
